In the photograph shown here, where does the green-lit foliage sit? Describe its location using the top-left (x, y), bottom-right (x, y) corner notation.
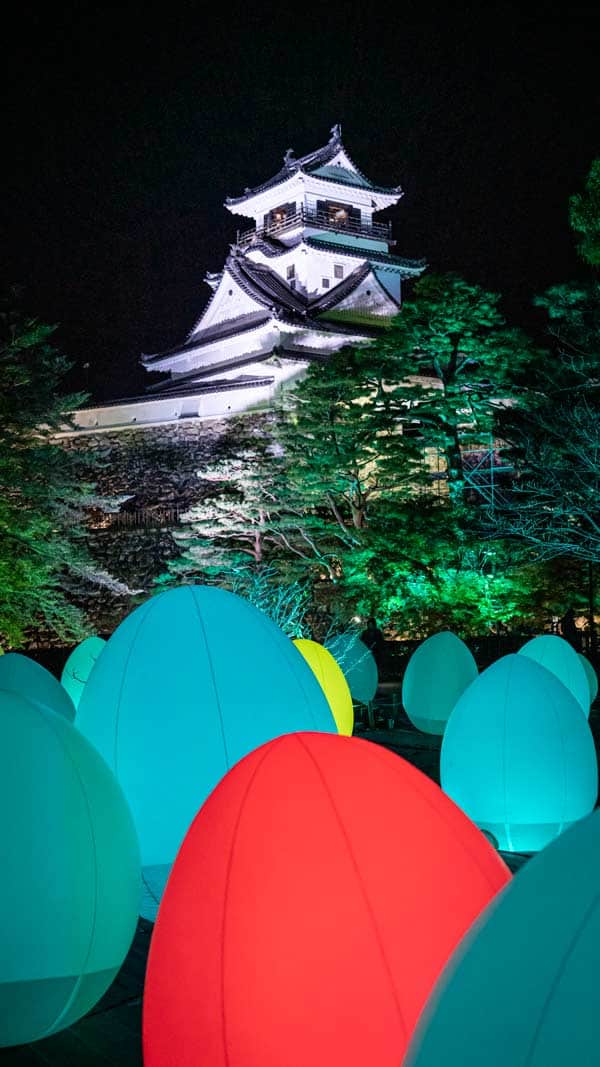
top-left (361, 273), bottom-right (543, 503)
top-left (0, 300), bottom-right (127, 647)
top-left (570, 157), bottom-right (600, 267)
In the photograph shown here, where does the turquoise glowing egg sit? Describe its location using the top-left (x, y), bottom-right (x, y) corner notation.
top-left (402, 631), bottom-right (478, 735)
top-left (76, 586), bottom-right (336, 888)
top-left (440, 654), bottom-right (597, 852)
top-left (518, 634), bottom-right (590, 715)
top-left (0, 691), bottom-right (140, 1047)
top-left (578, 652), bottom-right (598, 704)
top-left (61, 636), bottom-right (106, 711)
top-left (0, 652), bottom-right (75, 721)
top-left (404, 810), bottom-right (600, 1067)
top-left (325, 631), bottom-right (378, 705)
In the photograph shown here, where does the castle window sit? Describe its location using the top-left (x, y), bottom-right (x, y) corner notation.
top-left (322, 278), bottom-right (330, 289)
top-left (334, 264), bottom-right (344, 279)
top-left (316, 200), bottom-right (361, 227)
top-left (290, 280), bottom-right (296, 290)
top-left (286, 264), bottom-right (295, 280)
top-left (266, 202), bottom-right (296, 230)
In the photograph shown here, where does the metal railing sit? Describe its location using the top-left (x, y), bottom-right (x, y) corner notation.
top-left (236, 206), bottom-right (392, 247)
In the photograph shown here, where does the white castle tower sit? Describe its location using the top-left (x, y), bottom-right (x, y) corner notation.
top-left (73, 126), bottom-right (425, 432)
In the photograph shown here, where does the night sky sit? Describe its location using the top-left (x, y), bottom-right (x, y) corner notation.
top-left (3, 3), bottom-right (600, 402)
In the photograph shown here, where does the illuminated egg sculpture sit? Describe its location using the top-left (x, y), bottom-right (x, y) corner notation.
top-left (402, 631), bottom-right (478, 735)
top-left (441, 654), bottom-right (598, 852)
top-left (293, 638), bottom-right (354, 735)
top-left (0, 691), bottom-right (140, 1047)
top-left (76, 586), bottom-right (335, 879)
top-left (143, 732), bottom-right (510, 1067)
top-left (405, 810), bottom-right (600, 1067)
top-left (518, 634), bottom-right (590, 715)
top-left (60, 635), bottom-right (106, 711)
top-left (0, 651), bottom-right (75, 721)
top-left (578, 652), bottom-right (598, 704)
top-left (325, 630), bottom-right (378, 705)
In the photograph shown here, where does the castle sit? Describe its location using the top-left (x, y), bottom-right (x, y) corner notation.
top-left (70, 125), bottom-right (424, 434)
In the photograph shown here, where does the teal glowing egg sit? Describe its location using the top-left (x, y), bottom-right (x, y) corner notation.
top-left (402, 631), bottom-right (478, 735)
top-left (440, 654), bottom-right (597, 852)
top-left (404, 810), bottom-right (600, 1067)
top-left (325, 631), bottom-right (378, 705)
top-left (0, 652), bottom-right (75, 721)
top-left (578, 653), bottom-right (598, 704)
top-left (76, 586), bottom-right (336, 885)
top-left (60, 636), bottom-right (106, 711)
top-left (518, 634), bottom-right (590, 716)
top-left (0, 691), bottom-right (140, 1047)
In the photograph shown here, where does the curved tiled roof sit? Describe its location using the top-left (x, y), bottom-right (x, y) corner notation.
top-left (141, 310), bottom-right (272, 366)
top-left (225, 125), bottom-right (402, 206)
top-left (142, 243), bottom-right (406, 370)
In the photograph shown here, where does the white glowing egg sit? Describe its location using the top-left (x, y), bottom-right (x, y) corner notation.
top-left (519, 634), bottom-right (590, 715)
top-left (441, 654), bottom-right (597, 852)
top-left (402, 631), bottom-right (478, 734)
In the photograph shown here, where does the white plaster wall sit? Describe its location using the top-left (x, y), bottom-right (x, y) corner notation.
top-left (190, 270), bottom-right (263, 334)
top-left (333, 271), bottom-right (399, 317)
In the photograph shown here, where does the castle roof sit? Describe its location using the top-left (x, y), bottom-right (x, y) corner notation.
top-left (141, 251), bottom-right (392, 370)
top-left (225, 124), bottom-right (402, 207)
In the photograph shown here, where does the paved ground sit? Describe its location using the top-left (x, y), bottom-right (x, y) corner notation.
top-left (2, 691), bottom-right (597, 1065)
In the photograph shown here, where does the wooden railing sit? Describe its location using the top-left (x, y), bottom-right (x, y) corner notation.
top-left (90, 507), bottom-right (185, 530)
top-left (236, 207), bottom-right (392, 247)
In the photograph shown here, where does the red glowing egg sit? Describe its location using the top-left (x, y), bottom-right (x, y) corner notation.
top-left (143, 733), bottom-right (509, 1067)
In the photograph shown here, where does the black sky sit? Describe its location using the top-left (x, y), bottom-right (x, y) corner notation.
top-left (3, 3), bottom-right (600, 401)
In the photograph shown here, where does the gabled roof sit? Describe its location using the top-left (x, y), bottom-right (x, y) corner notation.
top-left (225, 124), bottom-right (402, 207)
top-left (141, 254), bottom-right (393, 371)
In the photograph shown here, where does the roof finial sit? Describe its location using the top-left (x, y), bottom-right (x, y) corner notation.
top-left (283, 147), bottom-right (295, 166)
top-left (330, 123), bottom-right (342, 142)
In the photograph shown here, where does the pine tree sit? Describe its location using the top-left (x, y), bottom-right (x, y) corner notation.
top-left (362, 273), bottom-right (541, 504)
top-left (0, 302), bottom-right (130, 647)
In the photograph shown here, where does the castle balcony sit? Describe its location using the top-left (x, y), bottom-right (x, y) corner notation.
top-left (236, 206), bottom-right (393, 248)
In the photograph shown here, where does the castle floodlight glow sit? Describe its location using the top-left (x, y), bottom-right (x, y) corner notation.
top-left (76, 586), bottom-right (336, 899)
top-left (0, 691), bottom-right (140, 1047)
top-left (0, 651), bottom-right (75, 721)
top-left (441, 654), bottom-right (598, 852)
top-left (325, 630), bottom-right (378, 705)
top-left (293, 638), bottom-right (354, 735)
top-left (518, 634), bottom-right (590, 715)
top-left (402, 631), bottom-right (478, 735)
top-left (60, 635), bottom-right (106, 710)
top-left (404, 810), bottom-right (600, 1067)
top-left (143, 732), bottom-right (509, 1067)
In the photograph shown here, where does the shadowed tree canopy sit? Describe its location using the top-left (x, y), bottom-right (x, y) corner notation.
top-left (0, 298), bottom-right (130, 646)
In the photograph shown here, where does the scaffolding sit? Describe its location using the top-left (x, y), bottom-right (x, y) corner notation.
top-left (430, 433), bottom-right (514, 511)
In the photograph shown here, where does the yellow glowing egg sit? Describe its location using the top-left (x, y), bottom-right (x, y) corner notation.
top-left (293, 639), bottom-right (354, 735)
